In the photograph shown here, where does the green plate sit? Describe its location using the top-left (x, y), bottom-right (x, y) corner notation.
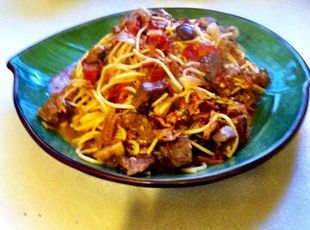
top-left (7, 8), bottom-right (310, 187)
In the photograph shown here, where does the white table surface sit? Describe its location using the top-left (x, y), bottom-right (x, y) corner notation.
top-left (1, 1), bottom-right (310, 229)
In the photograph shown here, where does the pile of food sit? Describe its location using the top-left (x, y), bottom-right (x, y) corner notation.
top-left (38, 8), bottom-right (270, 176)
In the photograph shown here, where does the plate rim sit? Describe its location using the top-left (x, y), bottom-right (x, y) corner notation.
top-left (7, 7), bottom-right (310, 187)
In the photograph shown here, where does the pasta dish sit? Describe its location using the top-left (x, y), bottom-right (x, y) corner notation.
top-left (38, 8), bottom-right (270, 176)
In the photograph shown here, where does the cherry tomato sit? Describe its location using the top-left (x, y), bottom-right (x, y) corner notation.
top-left (82, 62), bottom-right (101, 86)
top-left (107, 84), bottom-right (127, 103)
top-left (149, 66), bottom-right (166, 81)
top-left (183, 43), bottom-right (217, 61)
top-left (146, 34), bottom-right (172, 53)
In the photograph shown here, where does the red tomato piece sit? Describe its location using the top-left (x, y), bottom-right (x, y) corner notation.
top-left (107, 84), bottom-right (127, 103)
top-left (149, 66), bottom-right (166, 81)
top-left (82, 62), bottom-right (101, 86)
top-left (183, 43), bottom-right (217, 61)
top-left (146, 34), bottom-right (172, 53)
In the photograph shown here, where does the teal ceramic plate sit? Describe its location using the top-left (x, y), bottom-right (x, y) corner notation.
top-left (7, 8), bottom-right (310, 187)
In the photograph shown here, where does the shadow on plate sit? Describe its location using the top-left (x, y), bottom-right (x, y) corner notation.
top-left (121, 136), bottom-right (298, 230)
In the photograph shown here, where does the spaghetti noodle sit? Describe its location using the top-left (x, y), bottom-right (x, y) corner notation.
top-left (38, 8), bottom-right (270, 176)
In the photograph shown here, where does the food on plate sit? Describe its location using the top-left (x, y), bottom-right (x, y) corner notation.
top-left (38, 8), bottom-right (270, 176)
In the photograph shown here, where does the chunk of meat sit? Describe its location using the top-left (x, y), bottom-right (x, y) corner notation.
top-left (120, 112), bottom-right (156, 145)
top-left (199, 51), bottom-right (222, 82)
top-left (131, 8), bottom-right (151, 27)
top-left (232, 115), bottom-right (249, 144)
top-left (114, 8), bottom-right (151, 36)
top-left (165, 110), bottom-right (189, 127)
top-left (197, 154), bottom-right (225, 165)
top-left (38, 93), bottom-right (69, 127)
top-left (226, 102), bottom-right (248, 117)
top-left (132, 81), bottom-right (167, 113)
top-left (254, 69), bottom-right (270, 87)
top-left (84, 45), bottom-right (106, 64)
top-left (124, 9), bottom-right (150, 35)
top-left (197, 17), bottom-right (218, 30)
top-left (125, 17), bottom-right (141, 35)
top-left (120, 154), bottom-right (155, 176)
top-left (203, 120), bottom-right (219, 140)
top-left (153, 128), bottom-right (180, 141)
top-left (157, 136), bottom-right (192, 171)
top-left (212, 125), bottom-right (236, 145)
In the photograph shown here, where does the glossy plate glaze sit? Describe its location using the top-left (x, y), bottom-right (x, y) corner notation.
top-left (7, 8), bottom-right (310, 187)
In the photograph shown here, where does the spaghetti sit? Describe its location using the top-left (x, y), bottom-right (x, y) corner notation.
top-left (38, 8), bottom-right (270, 176)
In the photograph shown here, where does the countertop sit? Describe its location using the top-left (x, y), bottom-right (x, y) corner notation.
top-left (1, 0), bottom-right (310, 229)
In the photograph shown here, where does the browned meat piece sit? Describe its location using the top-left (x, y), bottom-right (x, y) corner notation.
top-left (38, 93), bottom-right (69, 127)
top-left (165, 110), bottom-right (189, 127)
top-left (232, 115), bottom-right (249, 144)
top-left (83, 45), bottom-right (106, 64)
top-left (131, 87), bottom-right (149, 112)
top-left (199, 52), bottom-right (222, 82)
top-left (197, 17), bottom-right (218, 30)
top-left (177, 93), bottom-right (202, 116)
top-left (132, 81), bottom-right (167, 113)
top-left (226, 102), bottom-right (248, 117)
top-left (203, 120), bottom-right (219, 140)
top-left (120, 154), bottom-right (155, 176)
top-left (198, 100), bottom-right (218, 113)
top-left (212, 125), bottom-right (236, 145)
top-left (157, 136), bottom-right (192, 171)
top-left (131, 8), bottom-right (151, 27)
top-left (115, 8), bottom-right (151, 35)
top-left (254, 69), bottom-right (270, 87)
top-left (153, 128), bottom-right (181, 141)
top-left (120, 112), bottom-right (156, 145)
top-left (197, 154), bottom-right (225, 165)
